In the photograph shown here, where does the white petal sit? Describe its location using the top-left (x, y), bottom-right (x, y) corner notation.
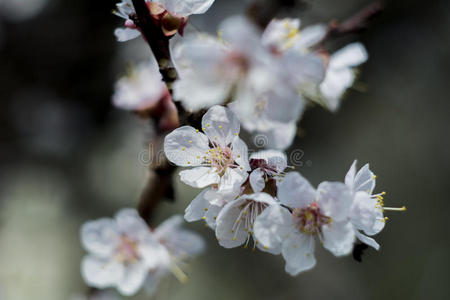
top-left (117, 263), bottom-right (149, 296)
top-left (80, 218), bottom-right (119, 257)
top-left (174, 72), bottom-right (232, 111)
top-left (281, 52), bottom-right (325, 86)
top-left (239, 192), bottom-right (278, 205)
top-left (144, 271), bottom-right (162, 296)
top-left (215, 198), bottom-right (249, 248)
top-left (265, 122), bottom-right (297, 150)
top-left (350, 191), bottom-right (382, 235)
top-left (164, 126), bottom-right (210, 167)
top-left (184, 189), bottom-right (210, 222)
top-left (204, 203), bottom-right (222, 229)
top-left (355, 231), bottom-right (380, 250)
top-left (354, 163), bottom-right (376, 194)
top-left (320, 67), bottom-right (355, 112)
top-left (179, 167), bottom-right (220, 188)
top-left (115, 208), bottom-right (150, 240)
top-left (114, 28), bottom-right (141, 42)
top-left (322, 220), bottom-right (355, 256)
top-left (139, 238), bottom-right (170, 269)
top-left (158, 0), bottom-right (215, 16)
top-left (295, 24), bottom-right (327, 50)
top-left (202, 105), bottom-right (240, 147)
top-left (277, 172), bottom-right (315, 209)
top-left (344, 160), bottom-right (357, 188)
top-left (217, 167), bottom-right (248, 194)
top-left (316, 181), bottom-right (352, 221)
top-left (81, 255), bottom-right (124, 289)
top-left (254, 205), bottom-right (293, 254)
top-left (219, 16), bottom-right (262, 54)
top-left (329, 42), bottom-right (368, 69)
top-left (281, 233), bottom-right (316, 276)
top-left (231, 137), bottom-right (251, 171)
top-left (249, 168), bottom-right (265, 193)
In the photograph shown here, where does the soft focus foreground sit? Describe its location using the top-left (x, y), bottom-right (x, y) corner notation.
top-left (0, 0), bottom-right (449, 299)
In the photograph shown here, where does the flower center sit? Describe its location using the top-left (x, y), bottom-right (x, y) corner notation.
top-left (292, 203), bottom-right (331, 235)
top-left (115, 235), bottom-right (140, 264)
top-left (206, 145), bottom-right (236, 175)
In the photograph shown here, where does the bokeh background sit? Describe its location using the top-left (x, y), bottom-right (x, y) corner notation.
top-left (0, 0), bottom-right (449, 299)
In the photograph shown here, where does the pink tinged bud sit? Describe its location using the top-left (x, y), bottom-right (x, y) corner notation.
top-left (125, 19), bottom-right (137, 29)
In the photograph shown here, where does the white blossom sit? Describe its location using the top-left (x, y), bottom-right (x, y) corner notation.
top-left (345, 160), bottom-right (405, 250)
top-left (317, 43), bottom-right (368, 112)
top-left (112, 57), bottom-right (168, 111)
top-left (164, 105), bottom-right (250, 191)
top-left (114, 0), bottom-right (142, 42)
top-left (254, 172), bottom-right (355, 275)
top-left (114, 0), bottom-right (215, 41)
top-left (80, 209), bottom-right (169, 296)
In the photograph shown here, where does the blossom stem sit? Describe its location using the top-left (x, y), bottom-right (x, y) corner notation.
top-left (130, 0), bottom-right (178, 86)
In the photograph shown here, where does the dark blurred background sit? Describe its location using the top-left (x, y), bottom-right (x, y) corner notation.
top-left (0, 0), bottom-right (449, 299)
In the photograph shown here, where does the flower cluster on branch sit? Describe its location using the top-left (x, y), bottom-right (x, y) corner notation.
top-left (78, 0), bottom-right (404, 297)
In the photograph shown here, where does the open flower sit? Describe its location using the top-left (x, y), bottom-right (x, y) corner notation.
top-left (345, 160), bottom-right (405, 250)
top-left (164, 105), bottom-right (250, 191)
top-left (215, 192), bottom-right (278, 252)
top-left (112, 57), bottom-right (178, 129)
top-left (317, 43), bottom-right (368, 112)
top-left (114, 0), bottom-right (215, 41)
top-left (254, 172), bottom-right (355, 275)
top-left (80, 209), bottom-right (169, 296)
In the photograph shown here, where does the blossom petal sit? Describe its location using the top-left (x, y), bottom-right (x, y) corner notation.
top-left (164, 126), bottom-right (210, 167)
top-left (80, 218), bottom-right (119, 257)
top-left (215, 198), bottom-right (249, 248)
top-left (322, 220), bottom-right (355, 256)
top-left (202, 105), bottom-right (240, 147)
top-left (217, 167), bottom-right (248, 194)
top-left (115, 208), bottom-right (150, 240)
top-left (277, 172), bottom-right (315, 209)
top-left (350, 191), bottom-right (383, 235)
top-left (317, 181), bottom-right (352, 221)
top-left (295, 24), bottom-right (327, 50)
top-left (329, 42), bottom-right (368, 69)
top-left (231, 137), bottom-right (251, 171)
top-left (184, 189), bottom-right (210, 222)
top-left (114, 28), bottom-right (141, 42)
top-left (157, 0), bottom-right (215, 16)
top-left (320, 67), bottom-right (355, 112)
top-left (354, 163), bottom-right (376, 194)
top-left (265, 122), bottom-right (297, 150)
top-left (81, 255), bottom-right (124, 289)
top-left (179, 167), bottom-right (220, 188)
top-left (249, 168), bottom-right (265, 193)
top-left (282, 233), bottom-right (316, 276)
top-left (344, 160), bottom-right (357, 188)
top-left (355, 231), bottom-right (380, 250)
top-left (254, 205), bottom-right (293, 254)
top-left (116, 263), bottom-right (149, 296)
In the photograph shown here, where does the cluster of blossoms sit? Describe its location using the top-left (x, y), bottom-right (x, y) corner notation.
top-left (79, 0), bottom-right (405, 298)
top-left (171, 16), bottom-right (367, 149)
top-left (164, 106), bottom-right (405, 275)
top-left (80, 209), bottom-right (204, 296)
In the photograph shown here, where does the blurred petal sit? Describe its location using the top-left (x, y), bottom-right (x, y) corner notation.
top-left (179, 167), bottom-right (220, 188)
top-left (282, 233), bottom-right (316, 276)
top-left (278, 172), bottom-right (315, 209)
